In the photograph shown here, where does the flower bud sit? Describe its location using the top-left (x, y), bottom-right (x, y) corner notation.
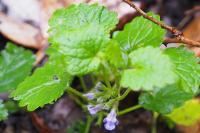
top-left (83, 92), bottom-right (95, 100)
top-left (87, 104), bottom-right (103, 115)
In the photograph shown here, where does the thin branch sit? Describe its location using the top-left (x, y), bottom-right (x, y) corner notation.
top-left (123, 0), bottom-right (182, 35)
top-left (185, 6), bottom-right (200, 15)
top-left (164, 38), bottom-right (182, 44)
top-left (164, 38), bottom-right (200, 47)
top-left (123, 0), bottom-right (200, 47)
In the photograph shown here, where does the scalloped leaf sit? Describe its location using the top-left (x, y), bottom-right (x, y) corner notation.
top-left (11, 54), bottom-right (72, 111)
top-left (48, 3), bottom-right (118, 75)
top-left (120, 46), bottom-right (177, 91)
top-left (164, 47), bottom-right (200, 94)
top-left (0, 43), bottom-right (35, 92)
top-left (114, 12), bottom-right (166, 52)
top-left (50, 25), bottom-right (109, 75)
top-left (139, 83), bottom-right (193, 114)
top-left (49, 3), bottom-right (118, 36)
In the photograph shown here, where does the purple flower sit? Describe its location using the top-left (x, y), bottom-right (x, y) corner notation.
top-left (87, 104), bottom-right (103, 115)
top-left (103, 109), bottom-right (119, 131)
top-left (83, 92), bottom-right (95, 100)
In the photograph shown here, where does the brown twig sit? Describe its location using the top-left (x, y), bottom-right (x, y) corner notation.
top-left (185, 6), bottom-right (200, 16)
top-left (163, 37), bottom-right (199, 47)
top-left (123, 0), bottom-right (200, 47)
top-left (164, 38), bottom-right (182, 44)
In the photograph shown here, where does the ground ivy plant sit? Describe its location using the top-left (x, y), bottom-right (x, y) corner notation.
top-left (0, 42), bottom-right (35, 120)
top-left (1, 3), bottom-right (200, 132)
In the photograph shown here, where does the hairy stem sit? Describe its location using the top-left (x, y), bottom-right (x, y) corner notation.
top-left (117, 89), bottom-right (131, 101)
top-left (102, 62), bottom-right (112, 88)
top-left (96, 112), bottom-right (104, 126)
top-left (84, 116), bottom-right (93, 133)
top-left (123, 0), bottom-right (200, 47)
top-left (79, 76), bottom-right (88, 92)
top-left (67, 87), bottom-right (87, 101)
top-left (104, 76), bottom-right (112, 88)
top-left (91, 75), bottom-right (97, 85)
top-left (151, 112), bottom-right (158, 133)
top-left (118, 105), bottom-right (142, 116)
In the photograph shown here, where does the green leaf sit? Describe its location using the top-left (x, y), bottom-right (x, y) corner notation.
top-left (167, 99), bottom-right (200, 126)
top-left (51, 26), bottom-right (109, 75)
top-left (11, 54), bottom-right (72, 111)
top-left (0, 100), bottom-right (8, 121)
top-left (0, 43), bottom-right (35, 92)
top-left (49, 3), bottom-right (118, 36)
top-left (105, 40), bottom-right (128, 68)
top-left (3, 100), bottom-right (19, 113)
top-left (164, 47), bottom-right (200, 94)
top-left (120, 46), bottom-right (177, 91)
top-left (114, 12), bottom-right (166, 52)
top-left (48, 4), bottom-right (118, 75)
top-left (139, 83), bottom-right (193, 114)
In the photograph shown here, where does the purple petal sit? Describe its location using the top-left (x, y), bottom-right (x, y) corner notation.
top-left (104, 121), bottom-right (116, 131)
top-left (83, 92), bottom-right (95, 100)
top-left (103, 109), bottom-right (118, 131)
top-left (87, 104), bottom-right (103, 115)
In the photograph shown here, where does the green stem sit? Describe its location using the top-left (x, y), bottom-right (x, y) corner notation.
top-left (105, 89), bottom-right (130, 108)
top-left (101, 61), bottom-right (112, 88)
top-left (118, 105), bottom-right (142, 116)
top-left (117, 89), bottom-right (131, 101)
top-left (79, 76), bottom-right (88, 92)
top-left (68, 94), bottom-right (86, 110)
top-left (84, 116), bottom-right (93, 133)
top-left (67, 87), bottom-right (87, 101)
top-left (113, 67), bottom-right (121, 89)
top-left (96, 112), bottom-right (104, 126)
top-left (91, 75), bottom-right (96, 85)
top-left (105, 77), bottom-right (112, 88)
top-left (151, 112), bottom-right (158, 133)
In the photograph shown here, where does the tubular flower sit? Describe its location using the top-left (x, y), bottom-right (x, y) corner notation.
top-left (103, 109), bottom-right (119, 130)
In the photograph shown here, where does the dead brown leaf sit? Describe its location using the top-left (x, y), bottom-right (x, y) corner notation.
top-left (0, 0), bottom-right (140, 49)
top-left (88, 0), bottom-right (140, 19)
top-left (183, 16), bottom-right (200, 56)
top-left (0, 12), bottom-right (43, 49)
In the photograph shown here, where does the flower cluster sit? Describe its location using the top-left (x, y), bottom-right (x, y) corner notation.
top-left (84, 83), bottom-right (119, 131)
top-left (86, 101), bottom-right (118, 130)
